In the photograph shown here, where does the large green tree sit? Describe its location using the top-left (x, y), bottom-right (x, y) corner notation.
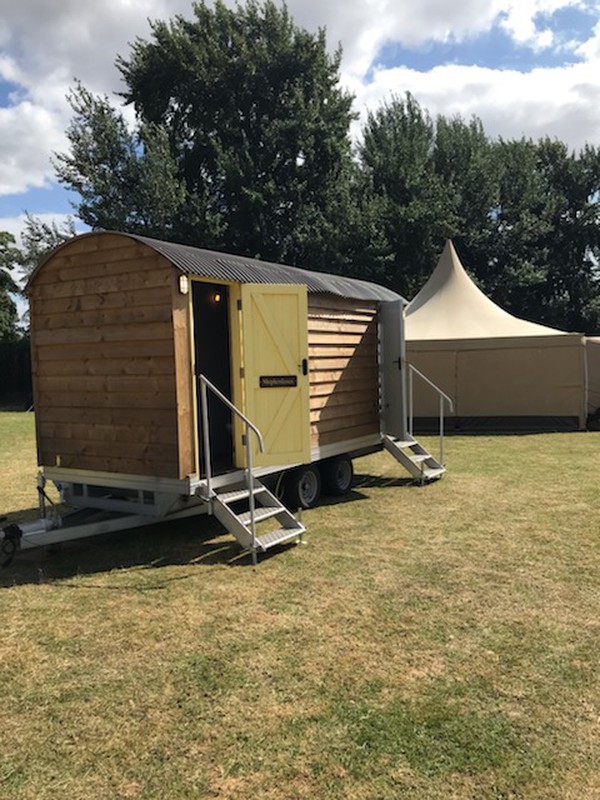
top-left (487, 138), bottom-right (600, 331)
top-left (359, 94), bottom-right (504, 300)
top-left (359, 93), bottom-right (456, 297)
top-left (359, 92), bottom-right (600, 331)
top-left (432, 114), bottom-right (498, 274)
top-left (542, 140), bottom-right (600, 331)
top-left (55, 0), bottom-right (356, 267)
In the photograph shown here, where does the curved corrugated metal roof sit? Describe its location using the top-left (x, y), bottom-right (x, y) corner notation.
top-left (29, 231), bottom-right (403, 303)
top-left (131, 234), bottom-right (401, 302)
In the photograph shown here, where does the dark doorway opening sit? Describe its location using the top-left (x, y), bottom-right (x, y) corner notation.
top-left (192, 281), bottom-right (234, 473)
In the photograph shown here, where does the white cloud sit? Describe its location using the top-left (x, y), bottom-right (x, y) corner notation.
top-left (0, 102), bottom-right (67, 194)
top-left (292, 0), bottom-right (592, 76)
top-left (292, 0), bottom-right (503, 77)
top-left (497, 0), bottom-right (587, 50)
top-left (355, 59), bottom-right (600, 150)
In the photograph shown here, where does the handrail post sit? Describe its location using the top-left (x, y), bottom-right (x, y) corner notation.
top-left (408, 367), bottom-right (414, 437)
top-left (439, 394), bottom-right (444, 464)
top-left (403, 360), bottom-right (453, 467)
top-left (197, 373), bottom-right (266, 564)
top-left (200, 377), bottom-right (213, 502)
top-left (246, 422), bottom-right (257, 567)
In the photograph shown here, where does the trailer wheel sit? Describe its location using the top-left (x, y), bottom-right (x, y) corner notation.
top-left (321, 455), bottom-right (354, 496)
top-left (284, 465), bottom-right (321, 509)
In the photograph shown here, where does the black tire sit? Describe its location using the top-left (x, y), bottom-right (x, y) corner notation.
top-left (321, 455), bottom-right (354, 496)
top-left (284, 465), bottom-right (322, 509)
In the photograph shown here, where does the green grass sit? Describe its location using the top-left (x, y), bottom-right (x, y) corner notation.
top-left (1, 413), bottom-right (600, 798)
top-left (0, 413), bottom-right (45, 520)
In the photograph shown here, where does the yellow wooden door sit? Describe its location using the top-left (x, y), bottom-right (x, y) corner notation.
top-left (240, 283), bottom-right (310, 467)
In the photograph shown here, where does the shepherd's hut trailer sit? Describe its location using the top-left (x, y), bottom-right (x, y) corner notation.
top-left (2, 232), bottom-right (449, 564)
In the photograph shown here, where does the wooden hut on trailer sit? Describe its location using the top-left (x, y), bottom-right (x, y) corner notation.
top-left (24, 231), bottom-right (446, 559)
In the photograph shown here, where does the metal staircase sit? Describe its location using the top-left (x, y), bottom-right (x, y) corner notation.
top-left (382, 433), bottom-right (445, 484)
top-left (380, 359), bottom-right (453, 485)
top-left (198, 374), bottom-right (304, 564)
top-left (211, 480), bottom-right (305, 554)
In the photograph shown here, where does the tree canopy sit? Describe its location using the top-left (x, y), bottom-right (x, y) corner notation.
top-left (53, 2), bottom-right (600, 333)
top-left (358, 93), bottom-right (600, 331)
top-left (490, 138), bottom-right (600, 331)
top-left (54, 83), bottom-right (186, 238)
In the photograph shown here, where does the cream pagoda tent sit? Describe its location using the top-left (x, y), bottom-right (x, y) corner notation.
top-left (405, 241), bottom-right (587, 431)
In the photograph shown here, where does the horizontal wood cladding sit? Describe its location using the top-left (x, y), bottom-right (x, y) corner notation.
top-left (310, 422), bottom-right (378, 446)
top-left (33, 243), bottom-right (168, 284)
top-left (34, 304), bottom-right (173, 331)
top-left (36, 356), bottom-right (176, 378)
top-left (30, 234), bottom-right (182, 478)
top-left (40, 406), bottom-right (176, 427)
top-left (36, 340), bottom-right (176, 361)
top-left (34, 286), bottom-right (169, 315)
top-left (40, 436), bottom-right (178, 464)
top-left (38, 375), bottom-right (177, 395)
top-left (39, 421), bottom-right (178, 446)
top-left (308, 294), bottom-right (379, 448)
top-left (29, 265), bottom-right (171, 300)
top-left (33, 321), bottom-right (172, 347)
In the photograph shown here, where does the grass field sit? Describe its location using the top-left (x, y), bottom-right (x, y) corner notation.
top-left (1, 412), bottom-right (599, 799)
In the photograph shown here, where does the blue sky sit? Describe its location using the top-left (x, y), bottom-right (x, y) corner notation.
top-left (1, 0), bottom-right (600, 252)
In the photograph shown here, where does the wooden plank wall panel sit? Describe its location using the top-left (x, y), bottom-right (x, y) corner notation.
top-left (307, 295), bottom-right (379, 448)
top-left (29, 234), bottom-right (182, 478)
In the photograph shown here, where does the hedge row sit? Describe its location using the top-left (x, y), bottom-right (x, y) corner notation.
top-left (0, 340), bottom-right (32, 409)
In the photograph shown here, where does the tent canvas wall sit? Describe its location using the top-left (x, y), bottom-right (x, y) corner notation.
top-left (586, 337), bottom-right (600, 418)
top-left (405, 241), bottom-right (587, 431)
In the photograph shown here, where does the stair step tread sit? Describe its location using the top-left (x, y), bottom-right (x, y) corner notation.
top-left (389, 439), bottom-right (415, 448)
top-left (388, 438), bottom-right (430, 456)
top-left (238, 506), bottom-right (282, 525)
top-left (218, 486), bottom-right (267, 504)
top-left (423, 466), bottom-right (445, 479)
top-left (383, 434), bottom-right (446, 482)
top-left (256, 526), bottom-right (305, 550)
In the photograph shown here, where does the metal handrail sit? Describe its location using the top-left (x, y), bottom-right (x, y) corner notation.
top-left (405, 360), bottom-right (454, 465)
top-left (198, 374), bottom-right (265, 565)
